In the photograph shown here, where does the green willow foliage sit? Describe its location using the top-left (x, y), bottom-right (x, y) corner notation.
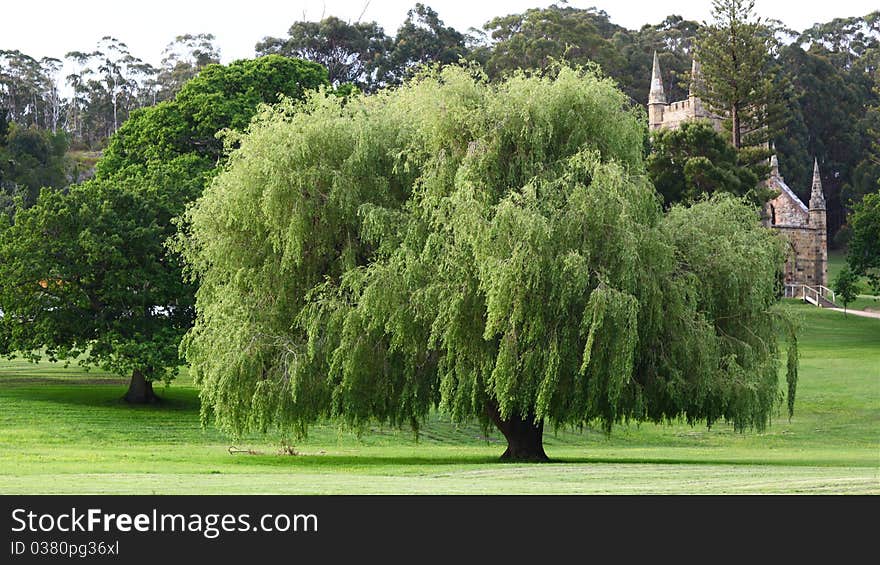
top-left (180, 65), bottom-right (797, 440)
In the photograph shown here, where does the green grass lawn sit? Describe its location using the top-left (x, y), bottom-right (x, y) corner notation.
top-left (0, 302), bottom-right (877, 494)
top-left (827, 249), bottom-right (847, 288)
top-left (821, 250), bottom-right (877, 312)
top-left (842, 295), bottom-right (880, 313)
top-left (828, 249), bottom-right (875, 299)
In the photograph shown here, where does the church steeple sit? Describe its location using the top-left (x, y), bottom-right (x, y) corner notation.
top-left (649, 51), bottom-right (666, 105)
top-left (648, 52), bottom-right (666, 130)
top-left (770, 154), bottom-right (781, 179)
top-left (809, 158), bottom-right (826, 210)
top-left (689, 57), bottom-right (703, 98)
top-left (808, 158), bottom-right (828, 286)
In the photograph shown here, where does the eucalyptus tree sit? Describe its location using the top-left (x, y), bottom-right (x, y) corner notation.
top-left (94, 37), bottom-right (147, 134)
top-left (63, 39), bottom-right (157, 147)
top-left (383, 4), bottom-right (468, 83)
top-left (256, 16), bottom-right (391, 90)
top-left (611, 15), bottom-right (701, 105)
top-left (796, 11), bottom-right (879, 71)
top-left (156, 33), bottom-right (221, 101)
top-left (480, 5), bottom-right (626, 83)
top-left (181, 65), bottom-right (797, 460)
top-left (0, 50), bottom-right (64, 130)
top-left (64, 50), bottom-right (96, 142)
top-left (0, 50), bottom-right (40, 124)
top-left (38, 57), bottom-right (63, 133)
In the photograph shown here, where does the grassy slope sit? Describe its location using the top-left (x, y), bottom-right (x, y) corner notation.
top-left (0, 303), bottom-right (877, 494)
top-left (828, 250), bottom-right (878, 311)
top-left (827, 249), bottom-right (847, 288)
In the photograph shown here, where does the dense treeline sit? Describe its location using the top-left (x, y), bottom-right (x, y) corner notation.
top-left (1, 34), bottom-right (219, 149)
top-left (0, 115), bottom-right (68, 213)
top-left (1, 4), bottom-right (877, 237)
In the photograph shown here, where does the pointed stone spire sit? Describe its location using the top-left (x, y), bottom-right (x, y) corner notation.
top-left (649, 51), bottom-right (666, 105)
top-left (809, 158), bottom-right (826, 210)
top-left (770, 154), bottom-right (780, 178)
top-left (689, 57), bottom-right (703, 97)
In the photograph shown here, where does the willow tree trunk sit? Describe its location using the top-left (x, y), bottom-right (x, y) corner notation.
top-left (486, 402), bottom-right (549, 462)
top-left (124, 369), bottom-right (158, 404)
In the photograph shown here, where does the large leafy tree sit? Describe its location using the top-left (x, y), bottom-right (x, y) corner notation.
top-left (847, 192), bottom-right (880, 294)
top-left (0, 56), bottom-right (329, 403)
top-left (97, 55), bottom-right (328, 175)
top-left (647, 120), bottom-right (763, 207)
top-left (181, 66), bottom-right (796, 461)
top-left (0, 165), bottom-right (198, 403)
top-left (383, 4), bottom-right (469, 83)
top-left (255, 17), bottom-right (391, 91)
top-left (480, 5), bottom-right (626, 82)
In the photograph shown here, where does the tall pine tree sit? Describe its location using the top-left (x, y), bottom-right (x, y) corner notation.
top-left (694, 0), bottom-right (780, 149)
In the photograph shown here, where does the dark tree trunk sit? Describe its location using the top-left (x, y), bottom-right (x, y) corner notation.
top-left (123, 369), bottom-right (159, 404)
top-left (486, 402), bottom-right (549, 462)
top-left (731, 102), bottom-right (741, 149)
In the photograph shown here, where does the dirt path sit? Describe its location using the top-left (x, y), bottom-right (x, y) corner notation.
top-left (827, 308), bottom-right (880, 320)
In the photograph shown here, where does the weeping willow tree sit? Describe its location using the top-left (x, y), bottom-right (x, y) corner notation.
top-left (179, 65), bottom-right (797, 461)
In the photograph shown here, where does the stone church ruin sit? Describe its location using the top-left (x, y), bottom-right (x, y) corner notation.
top-left (648, 52), bottom-right (830, 304)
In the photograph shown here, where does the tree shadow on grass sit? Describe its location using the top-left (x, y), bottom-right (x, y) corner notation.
top-left (224, 451), bottom-right (734, 468)
top-left (0, 383), bottom-right (201, 412)
top-left (226, 451), bottom-right (849, 469)
top-left (226, 453), bottom-right (504, 468)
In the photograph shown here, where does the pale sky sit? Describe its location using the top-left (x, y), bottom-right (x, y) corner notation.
top-left (2, 0), bottom-right (876, 66)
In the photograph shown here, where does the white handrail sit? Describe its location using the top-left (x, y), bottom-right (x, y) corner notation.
top-left (803, 285), bottom-right (819, 305)
top-left (816, 285), bottom-right (836, 303)
top-left (784, 283), bottom-right (835, 307)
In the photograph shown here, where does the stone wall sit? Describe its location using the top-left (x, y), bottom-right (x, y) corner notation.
top-left (765, 176), bottom-right (827, 288)
top-left (650, 97), bottom-right (723, 132)
top-left (767, 178), bottom-right (808, 227)
top-left (656, 100), bottom-right (694, 130)
top-left (775, 225), bottom-right (825, 287)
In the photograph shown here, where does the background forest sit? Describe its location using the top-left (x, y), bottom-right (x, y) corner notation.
top-left (1, 4), bottom-right (877, 242)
